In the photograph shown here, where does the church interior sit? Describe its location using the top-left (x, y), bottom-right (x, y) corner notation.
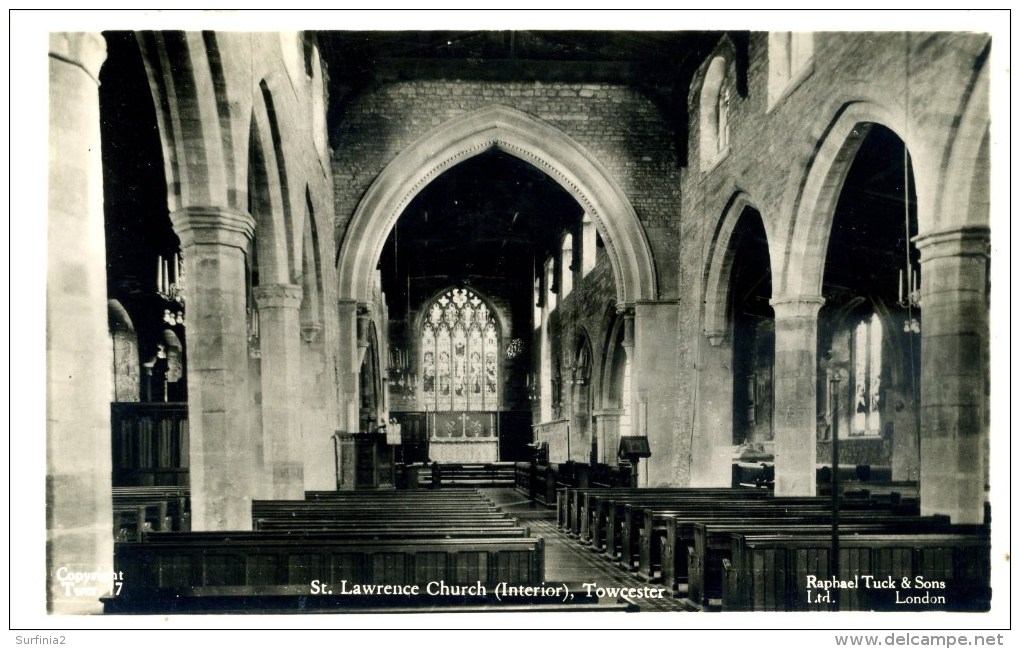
top-left (41, 25), bottom-right (998, 616)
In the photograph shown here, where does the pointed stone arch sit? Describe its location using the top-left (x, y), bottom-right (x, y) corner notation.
top-left (934, 54), bottom-right (991, 231)
top-left (703, 191), bottom-right (775, 340)
top-left (136, 31), bottom-right (235, 212)
top-left (777, 99), bottom-right (929, 300)
top-left (247, 104), bottom-right (292, 286)
top-left (337, 105), bottom-right (656, 306)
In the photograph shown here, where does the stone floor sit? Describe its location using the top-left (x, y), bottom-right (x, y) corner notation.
top-left (479, 489), bottom-right (687, 613)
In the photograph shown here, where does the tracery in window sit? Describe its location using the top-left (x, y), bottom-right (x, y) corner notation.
top-left (851, 314), bottom-right (883, 435)
top-left (420, 288), bottom-right (499, 411)
top-left (561, 234), bottom-right (574, 297)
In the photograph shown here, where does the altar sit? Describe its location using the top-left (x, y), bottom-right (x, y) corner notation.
top-left (427, 411), bottom-right (499, 463)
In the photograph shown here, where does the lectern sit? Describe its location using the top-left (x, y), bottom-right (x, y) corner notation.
top-left (333, 431), bottom-right (395, 490)
top-left (618, 436), bottom-right (651, 488)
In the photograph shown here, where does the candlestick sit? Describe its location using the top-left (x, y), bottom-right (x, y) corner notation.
top-left (898, 269), bottom-right (903, 303)
top-left (157, 256), bottom-right (163, 292)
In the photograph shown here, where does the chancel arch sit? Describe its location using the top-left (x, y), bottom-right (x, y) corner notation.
top-left (337, 104), bottom-right (656, 307)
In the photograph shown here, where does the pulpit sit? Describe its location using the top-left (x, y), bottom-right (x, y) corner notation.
top-left (333, 431), bottom-right (395, 490)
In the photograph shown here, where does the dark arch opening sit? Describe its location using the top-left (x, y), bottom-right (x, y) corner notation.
top-left (378, 149), bottom-right (590, 462)
top-left (819, 123), bottom-right (919, 477)
top-left (729, 207), bottom-right (773, 445)
top-left (100, 31), bottom-right (185, 403)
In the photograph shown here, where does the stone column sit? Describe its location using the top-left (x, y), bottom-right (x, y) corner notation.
top-left (170, 206), bottom-right (256, 530)
top-left (301, 322), bottom-right (334, 490)
top-left (915, 226), bottom-right (989, 524)
top-left (632, 302), bottom-right (683, 487)
top-left (47, 32), bottom-right (111, 614)
top-left (690, 332), bottom-right (735, 487)
top-left (770, 295), bottom-right (825, 496)
top-left (337, 300), bottom-right (361, 435)
top-left (254, 283), bottom-right (304, 499)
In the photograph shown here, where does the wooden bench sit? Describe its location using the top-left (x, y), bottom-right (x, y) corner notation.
top-left (659, 512), bottom-right (951, 600)
top-left (102, 580), bottom-right (638, 614)
top-left (596, 489), bottom-right (771, 554)
top-left (250, 496), bottom-right (516, 531)
top-left (561, 487), bottom-right (758, 540)
top-left (110, 535), bottom-right (545, 612)
top-left (628, 497), bottom-right (919, 579)
top-left (721, 531), bottom-right (991, 611)
top-left (304, 489), bottom-right (493, 502)
top-left (817, 480), bottom-right (920, 506)
top-left (624, 500), bottom-right (855, 572)
top-left (112, 486), bottom-right (191, 540)
top-left (678, 516), bottom-right (964, 608)
top-left (254, 517), bottom-right (524, 532)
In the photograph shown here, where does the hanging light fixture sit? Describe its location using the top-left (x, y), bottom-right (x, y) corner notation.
top-left (896, 144), bottom-right (921, 334)
top-left (156, 251), bottom-right (185, 326)
top-left (896, 47), bottom-right (920, 336)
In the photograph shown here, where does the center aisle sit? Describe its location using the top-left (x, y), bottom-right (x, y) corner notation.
top-left (479, 489), bottom-right (686, 612)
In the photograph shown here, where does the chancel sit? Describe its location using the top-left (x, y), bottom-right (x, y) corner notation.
top-left (45, 26), bottom-right (994, 615)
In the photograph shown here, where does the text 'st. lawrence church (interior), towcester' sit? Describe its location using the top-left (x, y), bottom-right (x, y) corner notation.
top-left (44, 28), bottom-right (997, 615)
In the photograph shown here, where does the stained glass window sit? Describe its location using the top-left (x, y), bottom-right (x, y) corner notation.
top-left (421, 288), bottom-right (499, 411)
top-left (851, 314), bottom-right (883, 435)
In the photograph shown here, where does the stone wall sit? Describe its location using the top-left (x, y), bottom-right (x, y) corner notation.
top-left (680, 32), bottom-right (989, 499)
top-left (332, 80), bottom-right (684, 298)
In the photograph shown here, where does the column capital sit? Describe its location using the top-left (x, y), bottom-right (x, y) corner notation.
top-left (914, 226), bottom-right (990, 262)
top-left (49, 33), bottom-right (107, 82)
top-left (253, 283), bottom-right (303, 309)
top-left (301, 322), bottom-right (323, 344)
top-left (704, 330), bottom-right (728, 347)
top-left (615, 303), bottom-right (636, 317)
top-left (770, 295), bottom-right (825, 320)
top-left (170, 206), bottom-right (255, 251)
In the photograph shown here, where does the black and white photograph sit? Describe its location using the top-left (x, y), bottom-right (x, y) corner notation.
top-left (10, 7), bottom-right (1011, 641)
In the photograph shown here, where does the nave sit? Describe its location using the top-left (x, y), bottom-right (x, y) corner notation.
top-left (103, 473), bottom-right (988, 614)
top-left (41, 25), bottom-right (996, 617)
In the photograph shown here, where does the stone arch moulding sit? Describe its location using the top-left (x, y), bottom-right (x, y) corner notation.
top-left (777, 99), bottom-right (933, 300)
top-left (338, 105), bottom-right (657, 306)
top-left (935, 57), bottom-right (990, 231)
top-left (248, 99), bottom-right (292, 287)
top-left (136, 31), bottom-right (233, 213)
top-left (702, 191), bottom-right (774, 342)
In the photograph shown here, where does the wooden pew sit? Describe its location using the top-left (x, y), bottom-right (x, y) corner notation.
top-left (103, 580), bottom-right (636, 614)
top-left (678, 516), bottom-right (962, 608)
top-left (628, 497), bottom-right (918, 579)
top-left (721, 531), bottom-right (990, 612)
top-left (597, 489), bottom-right (770, 555)
top-left (817, 480), bottom-right (920, 507)
top-left (250, 497), bottom-right (516, 532)
top-left (567, 487), bottom-right (761, 541)
top-left (575, 488), bottom-right (771, 554)
top-left (112, 486), bottom-right (191, 540)
top-left (659, 512), bottom-right (949, 600)
top-left (305, 490), bottom-right (493, 501)
top-left (110, 535), bottom-right (546, 612)
top-left (254, 518), bottom-right (524, 532)
top-left (140, 527), bottom-right (533, 543)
